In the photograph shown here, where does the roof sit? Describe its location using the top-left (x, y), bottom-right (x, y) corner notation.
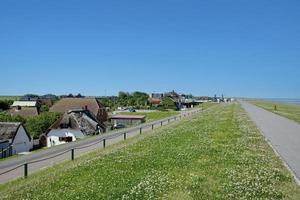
top-left (9, 107), bottom-right (39, 118)
top-left (0, 122), bottom-right (31, 142)
top-left (50, 98), bottom-right (101, 117)
top-left (12, 101), bottom-right (37, 107)
top-left (151, 98), bottom-right (161, 105)
top-left (48, 109), bottom-right (103, 135)
top-left (110, 115), bottom-right (146, 120)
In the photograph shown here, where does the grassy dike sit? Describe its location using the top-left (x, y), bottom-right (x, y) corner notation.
top-left (1, 103), bottom-right (300, 199)
top-left (119, 110), bottom-right (178, 122)
top-left (250, 100), bottom-right (300, 124)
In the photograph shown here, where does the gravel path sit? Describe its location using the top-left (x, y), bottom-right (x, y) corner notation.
top-left (240, 100), bottom-right (300, 183)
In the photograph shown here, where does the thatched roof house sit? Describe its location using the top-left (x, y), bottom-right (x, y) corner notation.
top-left (50, 98), bottom-right (108, 123)
top-left (49, 109), bottom-right (105, 134)
top-left (9, 101), bottom-right (39, 118)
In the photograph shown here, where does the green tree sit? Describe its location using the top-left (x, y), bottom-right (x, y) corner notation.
top-left (40, 105), bottom-right (49, 112)
top-left (0, 100), bottom-right (13, 111)
top-left (25, 112), bottom-right (62, 139)
top-left (0, 112), bottom-right (26, 123)
top-left (161, 97), bottom-right (176, 110)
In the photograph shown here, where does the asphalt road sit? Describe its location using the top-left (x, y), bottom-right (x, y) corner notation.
top-left (240, 100), bottom-right (300, 183)
top-left (0, 108), bottom-right (201, 184)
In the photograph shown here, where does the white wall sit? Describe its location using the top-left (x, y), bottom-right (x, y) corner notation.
top-left (12, 126), bottom-right (33, 154)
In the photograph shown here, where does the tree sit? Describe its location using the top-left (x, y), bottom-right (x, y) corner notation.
top-left (161, 97), bottom-right (176, 110)
top-left (75, 93), bottom-right (84, 98)
top-left (40, 105), bottom-right (49, 112)
top-left (0, 100), bottom-right (13, 111)
top-left (25, 112), bottom-right (62, 139)
top-left (118, 91), bottom-right (129, 99)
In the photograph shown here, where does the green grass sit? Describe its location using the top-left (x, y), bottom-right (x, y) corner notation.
top-left (120, 103), bottom-right (216, 122)
top-left (119, 110), bottom-right (178, 122)
top-left (1, 103), bottom-right (300, 199)
top-left (250, 100), bottom-right (300, 124)
top-left (0, 96), bottom-right (19, 101)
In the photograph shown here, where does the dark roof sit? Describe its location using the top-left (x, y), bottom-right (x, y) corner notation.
top-left (9, 107), bottom-right (39, 118)
top-left (0, 122), bottom-right (31, 142)
top-left (48, 109), bottom-right (104, 135)
top-left (110, 115), bottom-right (146, 120)
top-left (50, 98), bottom-right (102, 117)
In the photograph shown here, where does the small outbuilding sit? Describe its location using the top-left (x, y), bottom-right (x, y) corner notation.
top-left (9, 101), bottom-right (39, 118)
top-left (44, 129), bottom-right (84, 147)
top-left (0, 122), bottom-right (33, 158)
top-left (110, 115), bottom-right (146, 126)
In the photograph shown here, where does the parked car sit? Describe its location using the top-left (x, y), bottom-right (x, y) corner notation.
top-left (128, 108), bottom-right (136, 112)
top-left (112, 124), bottom-right (126, 130)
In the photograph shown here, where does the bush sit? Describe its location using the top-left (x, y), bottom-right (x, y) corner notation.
top-left (161, 97), bottom-right (176, 110)
top-left (0, 112), bottom-right (26, 123)
top-left (0, 100), bottom-right (13, 111)
top-left (40, 105), bottom-right (49, 112)
top-left (25, 112), bottom-right (62, 139)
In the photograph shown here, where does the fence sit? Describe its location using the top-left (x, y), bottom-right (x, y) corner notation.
top-left (0, 145), bottom-right (14, 159)
top-left (0, 109), bottom-right (201, 180)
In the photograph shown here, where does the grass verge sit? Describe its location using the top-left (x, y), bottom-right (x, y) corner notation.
top-left (0, 103), bottom-right (299, 199)
top-left (119, 110), bottom-right (178, 122)
top-left (250, 100), bottom-right (300, 124)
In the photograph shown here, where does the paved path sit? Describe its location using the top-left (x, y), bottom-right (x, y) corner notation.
top-left (240, 100), bottom-right (300, 183)
top-left (0, 108), bottom-right (201, 184)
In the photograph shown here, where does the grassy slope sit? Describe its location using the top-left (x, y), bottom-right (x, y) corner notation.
top-left (119, 111), bottom-right (178, 122)
top-left (250, 100), bottom-right (300, 124)
top-left (1, 103), bottom-right (300, 199)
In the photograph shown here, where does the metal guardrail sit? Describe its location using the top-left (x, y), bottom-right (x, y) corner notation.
top-left (0, 109), bottom-right (202, 180)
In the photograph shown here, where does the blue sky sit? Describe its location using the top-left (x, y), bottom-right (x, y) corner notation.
top-left (0, 0), bottom-right (299, 98)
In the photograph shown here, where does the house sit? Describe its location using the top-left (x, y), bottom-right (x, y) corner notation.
top-left (50, 98), bottom-right (108, 123)
top-left (40, 109), bottom-right (104, 147)
top-left (0, 122), bottom-right (33, 158)
top-left (110, 115), bottom-right (146, 126)
top-left (9, 101), bottom-right (39, 118)
top-left (149, 93), bottom-right (164, 106)
top-left (164, 90), bottom-right (180, 101)
top-left (19, 95), bottom-right (39, 101)
top-left (42, 129), bottom-right (84, 148)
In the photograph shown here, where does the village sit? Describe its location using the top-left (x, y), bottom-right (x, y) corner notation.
top-left (0, 91), bottom-right (226, 159)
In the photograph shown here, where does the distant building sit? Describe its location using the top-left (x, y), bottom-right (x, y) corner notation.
top-left (50, 98), bottom-right (108, 124)
top-left (0, 122), bottom-right (33, 158)
top-left (9, 101), bottom-right (39, 118)
top-left (164, 90), bottom-right (180, 101)
top-left (110, 115), bottom-right (146, 126)
top-left (149, 93), bottom-right (164, 106)
top-left (150, 93), bottom-right (164, 99)
top-left (19, 95), bottom-right (39, 101)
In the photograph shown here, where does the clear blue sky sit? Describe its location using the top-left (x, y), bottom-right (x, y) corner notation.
top-left (1, 0), bottom-right (299, 98)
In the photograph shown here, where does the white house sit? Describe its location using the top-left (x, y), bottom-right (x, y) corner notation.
top-left (45, 129), bottom-right (84, 147)
top-left (0, 122), bottom-right (33, 158)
